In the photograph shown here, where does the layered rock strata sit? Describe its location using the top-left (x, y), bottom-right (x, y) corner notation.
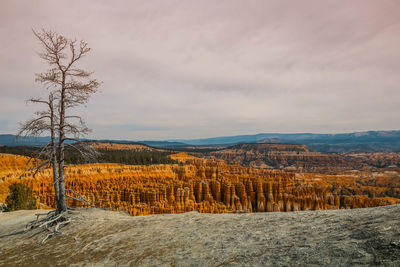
top-left (207, 143), bottom-right (361, 172)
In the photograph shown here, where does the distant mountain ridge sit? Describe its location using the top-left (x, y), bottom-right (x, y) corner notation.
top-left (0, 134), bottom-right (51, 147)
top-left (1, 130), bottom-right (400, 152)
top-left (176, 130), bottom-right (400, 152)
top-left (177, 130), bottom-right (400, 144)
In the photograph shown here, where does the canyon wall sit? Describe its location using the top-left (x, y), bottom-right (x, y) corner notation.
top-left (207, 143), bottom-right (356, 172)
top-left (206, 143), bottom-right (400, 173)
top-left (1, 153), bottom-right (398, 216)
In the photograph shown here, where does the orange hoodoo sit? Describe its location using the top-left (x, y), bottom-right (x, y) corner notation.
top-left (0, 153), bottom-right (398, 215)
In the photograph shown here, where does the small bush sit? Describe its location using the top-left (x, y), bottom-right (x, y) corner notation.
top-left (5, 183), bottom-right (36, 211)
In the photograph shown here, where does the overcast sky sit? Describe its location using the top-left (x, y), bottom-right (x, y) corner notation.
top-left (1, 0), bottom-right (399, 140)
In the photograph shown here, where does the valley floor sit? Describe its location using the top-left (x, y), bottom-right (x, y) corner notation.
top-left (1, 205), bottom-right (400, 266)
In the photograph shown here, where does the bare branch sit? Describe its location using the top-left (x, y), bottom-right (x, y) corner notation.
top-left (28, 98), bottom-right (50, 105)
top-left (29, 160), bottom-right (51, 177)
top-left (32, 29), bottom-right (68, 70)
top-left (65, 142), bottom-right (98, 162)
top-left (66, 189), bottom-right (97, 206)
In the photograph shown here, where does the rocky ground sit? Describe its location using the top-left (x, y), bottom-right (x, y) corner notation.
top-left (1, 205), bottom-right (400, 266)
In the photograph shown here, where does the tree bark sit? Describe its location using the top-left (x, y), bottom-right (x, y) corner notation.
top-left (50, 94), bottom-right (60, 208)
top-left (57, 73), bottom-right (68, 213)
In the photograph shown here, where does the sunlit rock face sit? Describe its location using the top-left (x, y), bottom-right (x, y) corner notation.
top-left (0, 153), bottom-right (398, 216)
top-left (206, 143), bottom-right (354, 172)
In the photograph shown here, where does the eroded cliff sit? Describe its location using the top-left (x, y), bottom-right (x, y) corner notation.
top-left (205, 143), bottom-right (400, 173)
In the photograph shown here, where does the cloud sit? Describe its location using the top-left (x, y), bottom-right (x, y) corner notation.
top-left (0, 0), bottom-right (399, 139)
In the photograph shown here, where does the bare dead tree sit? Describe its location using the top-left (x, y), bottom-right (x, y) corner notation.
top-left (17, 29), bottom-right (101, 243)
top-left (32, 29), bottom-right (101, 214)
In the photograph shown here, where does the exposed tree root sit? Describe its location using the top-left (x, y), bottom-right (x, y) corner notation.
top-left (23, 191), bottom-right (97, 243)
top-left (25, 209), bottom-right (75, 243)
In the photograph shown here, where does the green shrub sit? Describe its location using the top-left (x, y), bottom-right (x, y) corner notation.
top-left (5, 183), bottom-right (36, 211)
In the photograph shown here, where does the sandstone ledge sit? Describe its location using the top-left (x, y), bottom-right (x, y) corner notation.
top-left (1, 205), bottom-right (400, 266)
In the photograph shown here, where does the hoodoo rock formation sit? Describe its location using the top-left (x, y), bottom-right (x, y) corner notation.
top-left (1, 153), bottom-right (399, 216)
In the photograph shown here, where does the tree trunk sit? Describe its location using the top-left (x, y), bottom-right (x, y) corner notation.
top-left (57, 157), bottom-right (67, 213)
top-left (50, 95), bottom-right (60, 208)
top-left (57, 75), bottom-right (68, 214)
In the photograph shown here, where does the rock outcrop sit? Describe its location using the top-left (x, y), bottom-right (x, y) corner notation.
top-left (2, 205), bottom-right (400, 266)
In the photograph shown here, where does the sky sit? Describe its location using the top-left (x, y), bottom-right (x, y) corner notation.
top-left (0, 0), bottom-right (399, 140)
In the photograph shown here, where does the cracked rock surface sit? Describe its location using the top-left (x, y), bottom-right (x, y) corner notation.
top-left (1, 205), bottom-right (399, 266)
